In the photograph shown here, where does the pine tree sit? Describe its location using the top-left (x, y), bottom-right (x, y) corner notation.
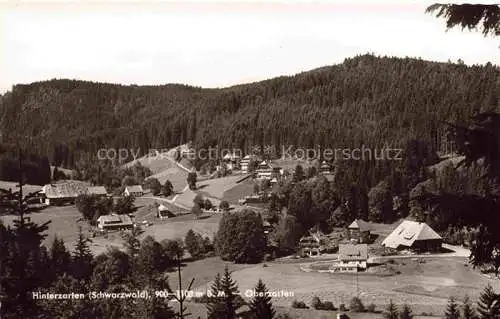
top-left (220, 266), bottom-right (244, 319)
top-left (50, 235), bottom-right (71, 279)
top-left (400, 304), bottom-right (413, 319)
top-left (72, 226), bottom-right (93, 282)
top-left (207, 266), bottom-right (244, 319)
top-left (207, 272), bottom-right (224, 319)
top-left (0, 149), bottom-right (50, 318)
top-left (292, 164), bottom-right (305, 182)
top-left (444, 297), bottom-right (460, 319)
top-left (248, 279), bottom-right (275, 319)
top-left (383, 299), bottom-right (399, 319)
top-left (462, 295), bottom-right (475, 319)
top-left (477, 284), bottom-right (499, 318)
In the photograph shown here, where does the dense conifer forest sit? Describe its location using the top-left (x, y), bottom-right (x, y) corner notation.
top-left (0, 54), bottom-right (498, 170)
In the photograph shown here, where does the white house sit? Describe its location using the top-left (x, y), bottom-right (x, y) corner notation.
top-left (222, 152), bottom-right (241, 171)
top-left (157, 204), bottom-right (173, 219)
top-left (86, 186), bottom-right (108, 197)
top-left (97, 214), bottom-right (134, 230)
top-left (330, 244), bottom-right (368, 272)
top-left (124, 185), bottom-right (144, 197)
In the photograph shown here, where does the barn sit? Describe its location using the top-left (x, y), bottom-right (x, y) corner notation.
top-left (382, 220), bottom-right (442, 252)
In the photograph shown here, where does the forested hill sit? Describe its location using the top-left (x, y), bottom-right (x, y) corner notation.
top-left (0, 54), bottom-right (499, 168)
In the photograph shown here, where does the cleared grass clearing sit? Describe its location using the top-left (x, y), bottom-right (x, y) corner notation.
top-left (0, 181), bottom-right (43, 194)
top-left (182, 302), bottom-right (440, 319)
top-left (221, 179), bottom-right (255, 204)
top-left (0, 205), bottom-right (89, 250)
top-left (149, 167), bottom-right (188, 192)
top-left (188, 256), bottom-right (499, 317)
top-left (139, 213), bottom-right (221, 242)
top-left (196, 175), bottom-right (245, 199)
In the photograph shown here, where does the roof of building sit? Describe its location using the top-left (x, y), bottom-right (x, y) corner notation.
top-left (43, 183), bottom-right (86, 199)
top-left (223, 152), bottom-right (241, 160)
top-left (241, 154), bottom-right (259, 161)
top-left (348, 219), bottom-right (371, 232)
top-left (125, 185), bottom-right (144, 193)
top-left (320, 161), bottom-right (331, 169)
top-left (158, 204), bottom-right (169, 212)
top-left (338, 244), bottom-right (368, 261)
top-left (97, 214), bottom-right (133, 226)
top-left (86, 186), bottom-right (108, 196)
top-left (257, 161), bottom-right (272, 169)
top-left (382, 220), bottom-right (442, 249)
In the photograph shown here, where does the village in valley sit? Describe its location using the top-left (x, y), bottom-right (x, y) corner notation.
top-left (1, 140), bottom-right (498, 319)
top-left (1, 2), bottom-right (500, 319)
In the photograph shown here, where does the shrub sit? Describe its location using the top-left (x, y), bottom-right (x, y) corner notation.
top-left (291, 300), bottom-right (308, 309)
top-left (349, 297), bottom-right (365, 312)
top-left (321, 301), bottom-right (336, 311)
top-left (184, 229), bottom-right (206, 259)
top-left (339, 304), bottom-right (347, 311)
top-left (366, 303), bottom-right (377, 313)
top-left (311, 296), bottom-right (322, 310)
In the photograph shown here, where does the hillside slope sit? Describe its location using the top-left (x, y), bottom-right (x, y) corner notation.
top-left (1, 54), bottom-right (499, 170)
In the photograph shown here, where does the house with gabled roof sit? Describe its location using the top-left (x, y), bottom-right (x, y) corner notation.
top-left (86, 186), bottom-right (108, 197)
top-left (157, 204), bottom-right (174, 219)
top-left (298, 229), bottom-right (326, 257)
top-left (41, 182), bottom-right (87, 205)
top-left (382, 220), bottom-right (442, 252)
top-left (222, 152), bottom-right (241, 171)
top-left (124, 185), bottom-right (144, 197)
top-left (348, 219), bottom-right (372, 243)
top-left (97, 214), bottom-right (134, 230)
top-left (330, 244), bottom-right (368, 272)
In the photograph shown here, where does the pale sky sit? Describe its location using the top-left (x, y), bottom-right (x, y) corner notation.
top-left (0, 1), bottom-right (499, 93)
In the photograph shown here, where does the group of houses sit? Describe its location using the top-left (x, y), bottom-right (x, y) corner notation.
top-left (40, 183), bottom-right (145, 206)
top-left (297, 218), bottom-right (443, 273)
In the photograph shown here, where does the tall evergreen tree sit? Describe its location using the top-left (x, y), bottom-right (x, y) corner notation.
top-left (0, 150), bottom-right (50, 318)
top-left (220, 265), bottom-right (244, 319)
top-left (462, 295), bottom-right (475, 319)
top-left (400, 304), bottom-right (413, 319)
top-left (207, 272), bottom-right (225, 319)
top-left (72, 226), bottom-right (93, 282)
top-left (292, 165), bottom-right (305, 183)
top-left (248, 279), bottom-right (275, 319)
top-left (207, 266), bottom-right (244, 319)
top-left (444, 297), bottom-right (460, 319)
top-left (383, 299), bottom-right (399, 319)
top-left (50, 235), bottom-right (71, 279)
top-left (477, 284), bottom-right (500, 319)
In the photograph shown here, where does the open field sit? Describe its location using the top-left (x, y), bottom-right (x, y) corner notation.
top-left (189, 256), bottom-right (500, 317)
top-left (0, 204), bottom-right (86, 249)
top-left (196, 174), bottom-right (246, 199)
top-left (134, 197), bottom-right (187, 219)
top-left (122, 148), bottom-right (179, 174)
top-left (183, 302), bottom-right (441, 319)
top-left (149, 167), bottom-right (188, 192)
top-left (273, 158), bottom-right (316, 171)
top-left (221, 178), bottom-right (255, 204)
top-left (120, 146), bottom-right (190, 192)
top-left (141, 213), bottom-right (221, 241)
top-left (0, 194), bottom-right (217, 255)
top-left (0, 181), bottom-right (43, 194)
